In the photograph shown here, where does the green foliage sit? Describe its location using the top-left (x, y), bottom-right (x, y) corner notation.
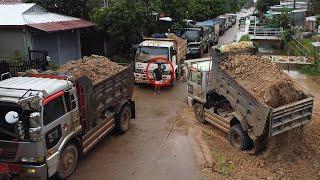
top-left (25, 0), bottom-right (99, 20)
top-left (270, 8), bottom-right (292, 29)
top-left (256, 0), bottom-right (280, 13)
top-left (210, 149), bottom-right (235, 177)
top-left (285, 38), bottom-right (317, 57)
top-left (299, 61), bottom-right (320, 76)
top-left (92, 0), bottom-right (155, 52)
top-left (239, 35), bottom-right (250, 41)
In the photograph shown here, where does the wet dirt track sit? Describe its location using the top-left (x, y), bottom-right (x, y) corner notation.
top-left (70, 82), bottom-right (201, 180)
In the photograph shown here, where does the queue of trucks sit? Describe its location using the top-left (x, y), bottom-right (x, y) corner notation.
top-left (134, 14), bottom-right (238, 86)
top-left (1, 12), bottom-right (313, 179)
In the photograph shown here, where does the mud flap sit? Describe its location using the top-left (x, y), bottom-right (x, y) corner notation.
top-left (249, 135), bottom-right (268, 155)
top-left (130, 101), bottom-right (136, 119)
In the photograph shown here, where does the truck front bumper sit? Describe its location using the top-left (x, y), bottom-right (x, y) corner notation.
top-left (134, 73), bottom-right (172, 84)
top-left (0, 162), bottom-right (47, 180)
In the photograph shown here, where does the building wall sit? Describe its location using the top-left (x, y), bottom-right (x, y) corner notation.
top-left (31, 30), bottom-right (80, 66)
top-left (0, 28), bottom-right (26, 60)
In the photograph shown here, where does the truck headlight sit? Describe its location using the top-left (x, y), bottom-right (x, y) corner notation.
top-left (29, 112), bottom-right (41, 128)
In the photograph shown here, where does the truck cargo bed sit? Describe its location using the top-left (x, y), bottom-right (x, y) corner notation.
top-left (76, 65), bottom-right (134, 135)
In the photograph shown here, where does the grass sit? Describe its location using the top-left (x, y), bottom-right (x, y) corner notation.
top-left (239, 35), bottom-right (250, 42)
top-left (285, 38), bottom-right (317, 57)
top-left (285, 38), bottom-right (320, 76)
top-left (299, 61), bottom-right (320, 76)
top-left (210, 149), bottom-right (235, 177)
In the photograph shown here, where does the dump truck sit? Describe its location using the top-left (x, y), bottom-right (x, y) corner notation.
top-left (0, 64), bottom-right (135, 179)
top-left (213, 18), bottom-right (225, 36)
top-left (188, 45), bottom-right (314, 153)
top-left (174, 26), bottom-right (210, 58)
top-left (196, 20), bottom-right (220, 46)
top-left (134, 34), bottom-right (187, 86)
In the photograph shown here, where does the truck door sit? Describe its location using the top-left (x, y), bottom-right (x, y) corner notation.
top-left (41, 91), bottom-right (78, 176)
top-left (188, 69), bottom-right (203, 98)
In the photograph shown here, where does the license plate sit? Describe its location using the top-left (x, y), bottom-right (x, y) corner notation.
top-left (0, 164), bottom-right (7, 173)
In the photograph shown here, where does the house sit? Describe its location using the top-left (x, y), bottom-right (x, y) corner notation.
top-left (0, 2), bottom-right (95, 66)
top-left (267, 1), bottom-right (308, 26)
top-left (305, 16), bottom-right (318, 33)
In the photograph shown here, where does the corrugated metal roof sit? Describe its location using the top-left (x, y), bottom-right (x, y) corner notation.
top-left (28, 19), bottom-right (95, 32)
top-left (0, 3), bottom-right (94, 31)
top-left (140, 40), bottom-right (174, 48)
top-left (24, 13), bottom-right (79, 24)
top-left (0, 77), bottom-right (71, 100)
top-left (0, 3), bottom-right (35, 25)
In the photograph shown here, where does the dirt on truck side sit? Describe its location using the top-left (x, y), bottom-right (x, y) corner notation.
top-left (220, 54), bottom-right (303, 108)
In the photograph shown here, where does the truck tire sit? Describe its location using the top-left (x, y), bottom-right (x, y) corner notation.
top-left (56, 144), bottom-right (78, 179)
top-left (228, 124), bottom-right (252, 150)
top-left (116, 105), bottom-right (131, 134)
top-left (194, 102), bottom-right (206, 124)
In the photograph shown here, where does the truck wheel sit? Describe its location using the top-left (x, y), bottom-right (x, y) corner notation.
top-left (56, 144), bottom-right (78, 179)
top-left (194, 103), bottom-right (205, 124)
top-left (228, 124), bottom-right (252, 150)
top-left (116, 105), bottom-right (131, 134)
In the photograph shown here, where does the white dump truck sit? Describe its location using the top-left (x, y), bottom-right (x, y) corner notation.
top-left (134, 34), bottom-right (187, 86)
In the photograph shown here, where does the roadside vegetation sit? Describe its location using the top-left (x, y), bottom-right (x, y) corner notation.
top-left (239, 35), bottom-right (250, 41)
top-left (26, 0), bottom-right (254, 54)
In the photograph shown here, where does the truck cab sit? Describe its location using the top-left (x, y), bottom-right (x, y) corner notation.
top-left (134, 40), bottom-right (178, 85)
top-left (175, 26), bottom-right (209, 58)
top-left (186, 58), bottom-right (211, 107)
top-left (0, 65), bottom-right (135, 179)
top-left (0, 76), bottom-right (80, 179)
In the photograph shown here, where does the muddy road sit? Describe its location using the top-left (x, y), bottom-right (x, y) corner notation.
top-left (70, 82), bottom-right (203, 180)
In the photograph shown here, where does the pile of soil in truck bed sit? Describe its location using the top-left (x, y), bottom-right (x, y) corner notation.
top-left (58, 55), bottom-right (125, 84)
top-left (220, 55), bottom-right (303, 108)
top-left (167, 34), bottom-right (187, 62)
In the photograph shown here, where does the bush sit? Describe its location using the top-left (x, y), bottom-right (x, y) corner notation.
top-left (239, 35), bottom-right (250, 41)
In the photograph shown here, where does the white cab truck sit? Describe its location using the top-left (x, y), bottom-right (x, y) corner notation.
top-left (187, 47), bottom-right (314, 153)
top-left (134, 35), bottom-right (186, 86)
top-left (0, 66), bottom-right (135, 179)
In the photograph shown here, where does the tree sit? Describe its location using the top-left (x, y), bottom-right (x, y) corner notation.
top-left (270, 8), bottom-right (292, 29)
top-left (256, 0), bottom-right (280, 13)
top-left (92, 0), bottom-right (155, 52)
top-left (25, 0), bottom-right (100, 20)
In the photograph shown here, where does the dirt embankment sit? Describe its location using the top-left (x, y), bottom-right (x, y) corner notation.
top-left (58, 55), bottom-right (125, 84)
top-left (220, 55), bottom-right (303, 108)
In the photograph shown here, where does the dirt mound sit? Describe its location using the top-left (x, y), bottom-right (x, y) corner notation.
top-left (167, 34), bottom-right (187, 62)
top-left (58, 55), bottom-right (125, 84)
top-left (220, 55), bottom-right (303, 108)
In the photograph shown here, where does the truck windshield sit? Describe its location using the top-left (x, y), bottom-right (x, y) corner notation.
top-left (136, 47), bottom-right (169, 62)
top-left (180, 30), bottom-right (200, 42)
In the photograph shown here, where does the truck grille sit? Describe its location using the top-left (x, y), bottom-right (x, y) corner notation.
top-left (0, 142), bottom-right (19, 160)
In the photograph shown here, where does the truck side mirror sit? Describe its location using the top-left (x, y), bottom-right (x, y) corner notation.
top-left (5, 111), bottom-right (19, 124)
top-left (172, 49), bottom-right (177, 55)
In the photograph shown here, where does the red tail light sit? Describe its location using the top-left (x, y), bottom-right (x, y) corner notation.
top-left (7, 164), bottom-right (21, 174)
